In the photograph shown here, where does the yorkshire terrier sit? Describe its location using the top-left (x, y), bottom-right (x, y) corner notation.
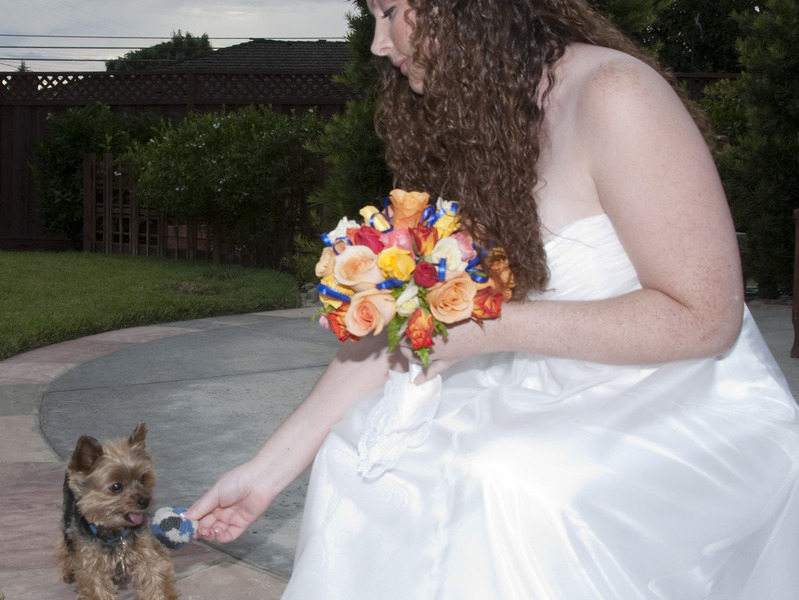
top-left (56, 422), bottom-right (180, 600)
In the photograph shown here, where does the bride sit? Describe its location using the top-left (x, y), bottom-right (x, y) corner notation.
top-left (189, 0), bottom-right (799, 597)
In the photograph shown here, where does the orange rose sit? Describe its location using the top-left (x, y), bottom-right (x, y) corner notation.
top-left (334, 245), bottom-right (386, 292)
top-left (406, 309), bottom-right (435, 349)
top-left (344, 288), bottom-right (397, 336)
top-left (472, 287), bottom-right (503, 321)
top-left (389, 189), bottom-right (430, 228)
top-left (425, 271), bottom-right (477, 324)
top-left (412, 224), bottom-right (439, 256)
top-left (479, 247), bottom-right (515, 301)
top-left (326, 308), bottom-right (357, 342)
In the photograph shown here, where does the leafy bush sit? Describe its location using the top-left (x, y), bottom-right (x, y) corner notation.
top-left (129, 105), bottom-right (323, 268)
top-left (32, 103), bottom-right (162, 248)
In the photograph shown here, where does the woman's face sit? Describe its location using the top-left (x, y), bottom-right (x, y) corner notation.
top-left (367, 0), bottom-right (425, 94)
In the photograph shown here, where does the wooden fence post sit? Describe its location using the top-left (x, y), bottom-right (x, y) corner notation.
top-left (82, 154), bottom-right (96, 252)
top-left (102, 154), bottom-right (113, 253)
top-left (792, 209), bottom-right (799, 358)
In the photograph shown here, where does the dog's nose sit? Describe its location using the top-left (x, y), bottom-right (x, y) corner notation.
top-left (138, 498), bottom-right (150, 510)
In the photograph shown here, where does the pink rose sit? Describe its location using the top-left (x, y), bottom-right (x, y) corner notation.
top-left (379, 226), bottom-right (415, 254)
top-left (451, 231), bottom-right (477, 263)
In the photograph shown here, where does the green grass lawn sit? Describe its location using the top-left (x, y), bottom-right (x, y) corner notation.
top-left (0, 251), bottom-right (302, 361)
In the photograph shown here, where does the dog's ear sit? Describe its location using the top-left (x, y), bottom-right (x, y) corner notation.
top-left (69, 435), bottom-right (104, 473)
top-left (129, 422), bottom-right (148, 448)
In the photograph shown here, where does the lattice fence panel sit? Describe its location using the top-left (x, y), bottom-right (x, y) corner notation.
top-left (1, 71), bottom-right (349, 106)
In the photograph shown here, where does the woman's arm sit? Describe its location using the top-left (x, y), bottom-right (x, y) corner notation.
top-left (187, 333), bottom-right (398, 542)
top-left (414, 51), bottom-right (743, 379)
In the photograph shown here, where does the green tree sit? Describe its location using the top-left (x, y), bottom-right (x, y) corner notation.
top-left (294, 0), bottom-right (392, 279)
top-left (105, 31), bottom-right (212, 71)
top-left (307, 0), bottom-right (391, 224)
top-left (703, 0), bottom-right (799, 297)
top-left (131, 106), bottom-right (323, 267)
top-left (32, 103), bottom-right (161, 248)
top-left (649, 0), bottom-right (761, 72)
top-left (589, 0), bottom-right (665, 48)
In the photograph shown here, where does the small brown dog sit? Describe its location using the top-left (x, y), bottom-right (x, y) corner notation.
top-left (56, 422), bottom-right (180, 599)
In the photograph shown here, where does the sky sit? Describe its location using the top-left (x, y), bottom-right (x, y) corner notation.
top-left (0, 0), bottom-right (353, 71)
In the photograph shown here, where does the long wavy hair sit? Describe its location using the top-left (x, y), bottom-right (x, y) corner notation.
top-left (374, 0), bottom-right (682, 298)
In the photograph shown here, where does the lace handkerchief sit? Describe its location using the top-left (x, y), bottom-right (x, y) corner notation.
top-left (357, 364), bottom-right (443, 480)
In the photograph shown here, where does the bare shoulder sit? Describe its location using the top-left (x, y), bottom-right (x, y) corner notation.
top-left (561, 44), bottom-right (688, 130)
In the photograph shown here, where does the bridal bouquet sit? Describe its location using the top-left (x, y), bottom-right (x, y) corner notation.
top-left (315, 189), bottom-right (514, 368)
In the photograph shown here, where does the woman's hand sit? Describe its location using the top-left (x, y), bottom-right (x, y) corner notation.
top-left (185, 461), bottom-right (276, 543)
top-left (399, 317), bottom-right (494, 382)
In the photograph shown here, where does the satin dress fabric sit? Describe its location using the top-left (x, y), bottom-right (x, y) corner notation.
top-left (282, 214), bottom-right (799, 599)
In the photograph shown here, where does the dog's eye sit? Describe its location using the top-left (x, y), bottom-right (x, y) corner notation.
top-left (139, 476), bottom-right (146, 484)
top-left (110, 482), bottom-right (123, 493)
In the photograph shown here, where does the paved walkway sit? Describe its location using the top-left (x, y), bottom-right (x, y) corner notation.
top-left (1, 302), bottom-right (797, 599)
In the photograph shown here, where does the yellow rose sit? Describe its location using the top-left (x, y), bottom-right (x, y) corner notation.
top-left (318, 274), bottom-right (353, 310)
top-left (433, 213), bottom-right (460, 238)
top-left (378, 246), bottom-right (416, 282)
top-left (359, 205), bottom-right (392, 232)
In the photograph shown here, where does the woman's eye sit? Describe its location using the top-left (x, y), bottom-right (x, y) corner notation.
top-left (382, 6), bottom-right (396, 19)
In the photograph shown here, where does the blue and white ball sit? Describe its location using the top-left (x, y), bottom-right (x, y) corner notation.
top-left (151, 506), bottom-right (197, 549)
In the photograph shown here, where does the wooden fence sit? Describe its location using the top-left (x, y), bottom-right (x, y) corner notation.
top-left (83, 153), bottom-right (240, 262)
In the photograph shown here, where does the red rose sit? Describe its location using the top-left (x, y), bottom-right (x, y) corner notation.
top-left (413, 260), bottom-right (439, 288)
top-left (352, 226), bottom-right (385, 254)
top-left (406, 309), bottom-right (435, 349)
top-left (472, 287), bottom-right (503, 321)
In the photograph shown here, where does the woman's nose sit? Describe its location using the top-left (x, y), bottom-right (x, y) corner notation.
top-left (371, 22), bottom-right (390, 57)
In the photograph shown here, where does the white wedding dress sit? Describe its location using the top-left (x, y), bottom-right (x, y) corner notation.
top-left (283, 214), bottom-right (799, 599)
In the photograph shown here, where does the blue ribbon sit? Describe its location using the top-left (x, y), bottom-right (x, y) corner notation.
top-left (437, 259), bottom-right (447, 281)
top-left (422, 201), bottom-right (459, 227)
top-left (317, 283), bottom-right (352, 303)
top-left (421, 206), bottom-right (437, 226)
top-left (320, 234), bottom-right (353, 253)
top-left (376, 278), bottom-right (404, 290)
top-left (467, 268), bottom-right (489, 283)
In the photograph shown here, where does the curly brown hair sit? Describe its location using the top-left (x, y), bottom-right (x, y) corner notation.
top-left (374, 0), bottom-right (680, 298)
